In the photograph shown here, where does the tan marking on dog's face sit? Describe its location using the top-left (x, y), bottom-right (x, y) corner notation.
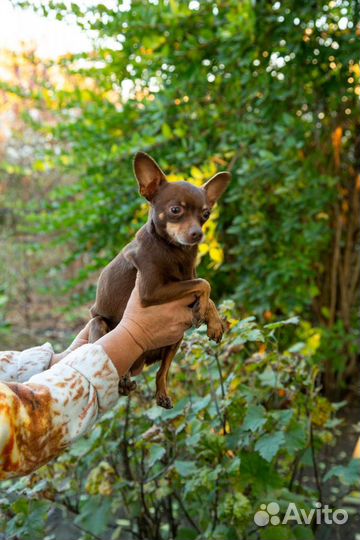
top-left (166, 221), bottom-right (203, 246)
top-left (166, 222), bottom-right (182, 243)
top-left (159, 212), bottom-right (165, 220)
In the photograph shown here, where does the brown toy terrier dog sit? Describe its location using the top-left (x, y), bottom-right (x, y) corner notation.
top-left (89, 152), bottom-right (231, 408)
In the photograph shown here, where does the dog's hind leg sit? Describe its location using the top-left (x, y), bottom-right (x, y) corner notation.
top-left (88, 316), bottom-right (137, 396)
top-left (155, 340), bottom-right (181, 409)
top-left (118, 373), bottom-right (137, 396)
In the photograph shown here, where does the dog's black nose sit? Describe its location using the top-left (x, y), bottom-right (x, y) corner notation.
top-left (189, 227), bottom-right (203, 243)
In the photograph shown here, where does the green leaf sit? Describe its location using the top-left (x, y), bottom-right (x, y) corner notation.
top-left (258, 367), bottom-right (283, 388)
top-left (161, 398), bottom-right (189, 420)
top-left (323, 459), bottom-right (360, 485)
top-left (7, 500), bottom-right (51, 540)
top-left (174, 460), bottom-right (197, 477)
top-left (240, 452), bottom-right (283, 495)
top-left (145, 400), bottom-right (187, 421)
top-left (255, 431), bottom-right (285, 462)
top-left (264, 316), bottom-right (300, 330)
top-left (161, 123), bottom-right (173, 139)
top-left (74, 496), bottom-right (112, 535)
top-left (145, 406), bottom-right (163, 421)
top-left (148, 445), bottom-right (166, 468)
top-left (191, 395), bottom-right (211, 413)
top-left (242, 405), bottom-right (267, 432)
top-left (288, 342), bottom-right (306, 353)
top-left (271, 409), bottom-right (294, 429)
top-left (284, 421), bottom-right (308, 452)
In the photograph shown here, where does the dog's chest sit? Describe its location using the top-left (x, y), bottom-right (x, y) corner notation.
top-left (166, 255), bottom-right (195, 282)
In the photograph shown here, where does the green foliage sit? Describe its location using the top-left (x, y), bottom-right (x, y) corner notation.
top-left (324, 459), bottom-right (360, 485)
top-left (0, 2), bottom-right (359, 536)
top-left (6, 0), bottom-right (358, 378)
top-left (0, 288), bottom-right (10, 334)
top-left (1, 308), bottom-right (358, 539)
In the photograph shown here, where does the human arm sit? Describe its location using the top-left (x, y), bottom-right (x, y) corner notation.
top-left (0, 323), bottom-right (94, 383)
top-left (0, 282), bottom-right (194, 479)
top-left (0, 344), bottom-right (118, 479)
top-left (0, 343), bottom-right (54, 383)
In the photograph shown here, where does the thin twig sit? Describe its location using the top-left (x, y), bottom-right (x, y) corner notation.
top-left (121, 396), bottom-right (134, 481)
top-left (329, 205), bottom-right (341, 326)
top-left (211, 479), bottom-right (219, 532)
top-left (73, 523), bottom-right (104, 540)
top-left (226, 146), bottom-right (244, 172)
top-left (310, 423), bottom-right (323, 504)
top-left (140, 447), bottom-right (153, 521)
top-left (173, 492), bottom-right (201, 534)
top-left (214, 352), bottom-right (225, 400)
top-left (214, 351), bottom-right (228, 435)
top-left (56, 499), bottom-right (106, 540)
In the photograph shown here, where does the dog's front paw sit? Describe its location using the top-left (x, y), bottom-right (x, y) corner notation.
top-left (119, 375), bottom-right (137, 396)
top-left (156, 392), bottom-right (173, 409)
top-left (192, 314), bottom-right (203, 328)
top-left (192, 298), bottom-right (206, 327)
top-left (207, 318), bottom-right (225, 343)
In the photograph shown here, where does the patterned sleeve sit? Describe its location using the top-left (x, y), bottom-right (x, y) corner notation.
top-left (0, 343), bottom-right (54, 383)
top-left (0, 344), bottom-right (119, 479)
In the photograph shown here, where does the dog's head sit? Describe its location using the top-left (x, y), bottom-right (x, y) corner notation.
top-left (134, 152), bottom-right (231, 247)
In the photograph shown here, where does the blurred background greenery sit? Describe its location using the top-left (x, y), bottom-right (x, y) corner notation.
top-left (0, 1), bottom-right (359, 539)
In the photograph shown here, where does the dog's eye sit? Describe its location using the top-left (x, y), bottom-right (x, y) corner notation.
top-left (202, 210), bottom-right (211, 220)
top-left (170, 206), bottom-right (183, 215)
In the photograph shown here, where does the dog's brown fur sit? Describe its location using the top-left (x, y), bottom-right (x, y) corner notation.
top-left (89, 152), bottom-right (231, 408)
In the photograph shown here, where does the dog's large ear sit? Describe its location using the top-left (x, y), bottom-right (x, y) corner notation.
top-left (203, 171), bottom-right (231, 207)
top-left (134, 152), bottom-right (167, 201)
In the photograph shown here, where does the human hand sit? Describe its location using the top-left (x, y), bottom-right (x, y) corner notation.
top-left (65, 321), bottom-right (92, 352)
top-left (97, 277), bottom-right (195, 376)
top-left (49, 321), bottom-right (92, 366)
top-left (119, 277), bottom-right (195, 352)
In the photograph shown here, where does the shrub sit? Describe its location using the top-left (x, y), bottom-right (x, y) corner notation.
top-left (1, 305), bottom-right (358, 539)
